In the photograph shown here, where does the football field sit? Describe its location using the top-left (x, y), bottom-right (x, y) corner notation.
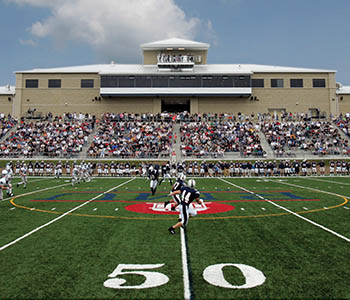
top-left (0, 176), bottom-right (349, 299)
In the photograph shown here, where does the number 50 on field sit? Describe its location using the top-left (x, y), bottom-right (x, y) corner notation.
top-left (104, 263), bottom-right (266, 289)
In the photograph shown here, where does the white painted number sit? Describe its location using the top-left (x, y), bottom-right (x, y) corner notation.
top-left (203, 263), bottom-right (266, 289)
top-left (104, 263), bottom-right (265, 290)
top-left (103, 264), bottom-right (169, 289)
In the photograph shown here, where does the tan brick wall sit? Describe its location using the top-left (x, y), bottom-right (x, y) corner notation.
top-left (249, 72), bottom-right (335, 115)
top-left (0, 95), bottom-right (14, 115)
top-left (196, 72), bottom-right (335, 115)
top-left (339, 94), bottom-right (350, 114)
top-left (16, 73), bottom-right (101, 117)
top-left (15, 70), bottom-right (337, 117)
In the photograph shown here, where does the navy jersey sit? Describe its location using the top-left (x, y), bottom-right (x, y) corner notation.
top-left (180, 186), bottom-right (200, 205)
top-left (150, 169), bottom-right (159, 181)
top-left (172, 179), bottom-right (185, 192)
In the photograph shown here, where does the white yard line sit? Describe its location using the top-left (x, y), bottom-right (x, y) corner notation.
top-left (219, 178), bottom-right (350, 243)
top-left (269, 179), bottom-right (349, 199)
top-left (0, 182), bottom-right (72, 203)
top-left (304, 177), bottom-right (350, 186)
top-left (180, 228), bottom-right (191, 300)
top-left (0, 177), bottom-right (136, 252)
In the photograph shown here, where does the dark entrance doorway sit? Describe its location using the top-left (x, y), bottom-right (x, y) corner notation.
top-left (161, 99), bottom-right (190, 113)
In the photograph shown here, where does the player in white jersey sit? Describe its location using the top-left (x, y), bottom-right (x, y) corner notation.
top-left (17, 163), bottom-right (28, 188)
top-left (0, 172), bottom-right (10, 200)
top-left (71, 165), bottom-right (80, 186)
top-left (65, 162), bottom-right (71, 176)
top-left (5, 164), bottom-right (14, 196)
top-left (80, 163), bottom-right (91, 182)
top-left (0, 169), bottom-right (13, 198)
top-left (54, 161), bottom-right (63, 179)
top-left (97, 163), bottom-right (103, 177)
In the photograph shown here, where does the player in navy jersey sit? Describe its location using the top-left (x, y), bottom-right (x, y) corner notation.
top-left (149, 165), bottom-right (160, 196)
top-left (164, 173), bottom-right (186, 211)
top-left (168, 179), bottom-right (203, 234)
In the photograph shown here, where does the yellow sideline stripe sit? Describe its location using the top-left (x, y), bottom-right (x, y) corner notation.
top-left (10, 196), bottom-right (348, 220)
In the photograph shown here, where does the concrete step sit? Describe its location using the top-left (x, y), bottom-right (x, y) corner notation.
top-left (257, 128), bottom-right (275, 159)
top-left (78, 126), bottom-right (98, 158)
top-left (0, 122), bottom-right (18, 143)
top-left (173, 123), bottom-right (182, 162)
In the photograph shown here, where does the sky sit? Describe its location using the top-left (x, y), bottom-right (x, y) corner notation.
top-left (0, 0), bottom-right (350, 86)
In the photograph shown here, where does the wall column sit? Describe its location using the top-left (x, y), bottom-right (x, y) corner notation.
top-left (153, 97), bottom-right (161, 114)
top-left (190, 97), bottom-right (198, 114)
top-left (13, 73), bottom-right (23, 118)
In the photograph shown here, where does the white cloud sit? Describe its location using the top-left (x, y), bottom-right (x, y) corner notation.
top-left (8, 0), bottom-right (206, 62)
top-left (19, 38), bottom-right (38, 46)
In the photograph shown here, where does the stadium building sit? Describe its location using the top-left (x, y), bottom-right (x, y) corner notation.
top-left (9, 38), bottom-right (343, 118)
top-left (0, 85), bottom-right (15, 115)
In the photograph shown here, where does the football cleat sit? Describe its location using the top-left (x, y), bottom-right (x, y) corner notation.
top-left (168, 227), bottom-right (175, 235)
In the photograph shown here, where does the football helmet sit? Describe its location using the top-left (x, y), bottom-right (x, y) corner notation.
top-left (188, 179), bottom-right (196, 188)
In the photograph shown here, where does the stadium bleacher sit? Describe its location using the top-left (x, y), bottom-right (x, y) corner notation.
top-left (0, 112), bottom-right (350, 161)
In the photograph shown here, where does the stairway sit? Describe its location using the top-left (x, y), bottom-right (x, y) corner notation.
top-left (0, 122), bottom-right (18, 143)
top-left (257, 127), bottom-right (275, 159)
top-left (77, 126), bottom-right (98, 159)
top-left (172, 123), bottom-right (182, 162)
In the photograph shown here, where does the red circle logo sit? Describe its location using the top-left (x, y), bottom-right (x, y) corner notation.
top-left (125, 202), bottom-right (235, 215)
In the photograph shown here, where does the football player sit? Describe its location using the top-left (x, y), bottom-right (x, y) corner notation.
top-left (17, 162), bottom-right (28, 188)
top-left (71, 164), bottom-right (80, 186)
top-left (0, 171), bottom-right (10, 200)
top-left (0, 169), bottom-right (13, 198)
top-left (54, 161), bottom-right (63, 179)
top-left (4, 164), bottom-right (14, 197)
top-left (149, 165), bottom-right (160, 196)
top-left (168, 179), bottom-right (203, 234)
top-left (164, 173), bottom-right (186, 211)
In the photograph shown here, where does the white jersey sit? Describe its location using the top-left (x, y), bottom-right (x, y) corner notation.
top-left (0, 177), bottom-right (7, 185)
top-left (21, 166), bottom-right (28, 176)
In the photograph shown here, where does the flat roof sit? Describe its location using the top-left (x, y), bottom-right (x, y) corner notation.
top-left (0, 85), bottom-right (15, 95)
top-left (16, 63), bottom-right (335, 75)
top-left (141, 38), bottom-right (210, 50)
top-left (337, 86), bottom-right (350, 94)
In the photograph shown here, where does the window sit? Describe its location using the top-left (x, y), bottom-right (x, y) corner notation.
top-left (48, 79), bottom-right (61, 88)
top-left (313, 79), bottom-right (326, 88)
top-left (25, 79), bottom-right (38, 88)
top-left (81, 79), bottom-right (94, 88)
top-left (101, 76), bottom-right (118, 87)
top-left (152, 76), bottom-right (168, 87)
top-left (233, 76), bottom-right (251, 87)
top-left (290, 79), bottom-right (303, 88)
top-left (271, 79), bottom-right (284, 88)
top-left (118, 76), bottom-right (135, 87)
top-left (135, 76), bottom-right (152, 87)
top-left (252, 79), bottom-right (264, 88)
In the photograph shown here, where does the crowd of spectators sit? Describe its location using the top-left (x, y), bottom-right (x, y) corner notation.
top-left (333, 113), bottom-right (350, 138)
top-left (86, 114), bottom-right (174, 158)
top-left (0, 115), bottom-right (94, 157)
top-left (180, 121), bottom-right (264, 158)
top-left (3, 111), bottom-right (350, 159)
top-left (261, 120), bottom-right (350, 156)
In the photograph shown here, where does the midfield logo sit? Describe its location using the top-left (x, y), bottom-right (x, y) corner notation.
top-left (124, 202), bottom-right (235, 215)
